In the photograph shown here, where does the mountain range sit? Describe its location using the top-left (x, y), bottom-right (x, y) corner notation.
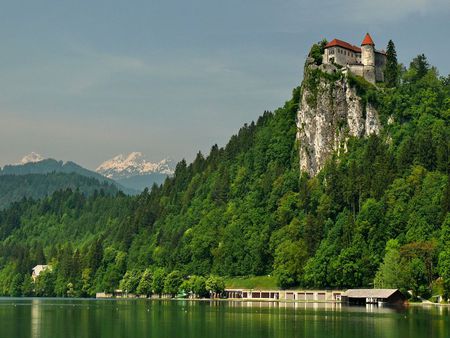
top-left (96, 152), bottom-right (175, 191)
top-left (1, 152), bottom-right (175, 195)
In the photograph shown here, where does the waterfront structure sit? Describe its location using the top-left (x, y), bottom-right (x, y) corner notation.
top-left (322, 33), bottom-right (386, 83)
top-left (224, 289), bottom-right (343, 301)
top-left (341, 289), bottom-right (406, 305)
top-left (31, 265), bottom-right (51, 281)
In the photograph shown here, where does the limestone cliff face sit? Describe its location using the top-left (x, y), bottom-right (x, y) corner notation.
top-left (296, 59), bottom-right (381, 176)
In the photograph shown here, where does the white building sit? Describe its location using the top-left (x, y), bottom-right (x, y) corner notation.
top-left (31, 265), bottom-right (51, 281)
top-left (322, 33), bottom-right (386, 83)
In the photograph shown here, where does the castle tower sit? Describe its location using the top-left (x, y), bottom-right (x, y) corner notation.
top-left (361, 33), bottom-right (376, 83)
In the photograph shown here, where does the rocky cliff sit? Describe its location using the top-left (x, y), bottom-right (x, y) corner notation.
top-left (296, 58), bottom-right (381, 176)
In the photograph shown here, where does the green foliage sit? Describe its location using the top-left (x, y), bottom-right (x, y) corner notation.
top-left (438, 249), bottom-right (450, 299)
top-left (374, 239), bottom-right (403, 289)
top-left (21, 275), bottom-right (34, 297)
top-left (136, 269), bottom-right (152, 297)
top-left (409, 54), bottom-right (430, 82)
top-left (374, 239), bottom-right (437, 297)
top-left (224, 275), bottom-right (277, 290)
top-left (164, 270), bottom-right (183, 297)
top-left (0, 173), bottom-right (118, 210)
top-left (0, 53), bottom-right (447, 299)
top-left (180, 275), bottom-right (208, 297)
top-left (205, 275), bottom-right (225, 294)
top-left (273, 239), bottom-right (308, 288)
top-left (309, 39), bottom-right (328, 66)
top-left (35, 270), bottom-right (56, 297)
top-left (384, 40), bottom-right (399, 88)
top-left (304, 68), bottom-right (342, 107)
top-left (347, 72), bottom-right (379, 109)
top-left (120, 270), bottom-right (141, 294)
top-left (152, 268), bottom-right (166, 297)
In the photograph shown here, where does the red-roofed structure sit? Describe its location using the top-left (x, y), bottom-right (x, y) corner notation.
top-left (321, 33), bottom-right (386, 83)
top-left (361, 33), bottom-right (375, 46)
top-left (325, 39), bottom-right (361, 53)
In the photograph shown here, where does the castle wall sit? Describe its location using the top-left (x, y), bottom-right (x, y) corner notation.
top-left (363, 66), bottom-right (376, 84)
top-left (323, 38), bottom-right (386, 83)
top-left (324, 47), bottom-right (358, 66)
top-left (361, 45), bottom-right (375, 66)
top-left (375, 53), bottom-right (386, 82)
top-left (348, 64), bottom-right (364, 77)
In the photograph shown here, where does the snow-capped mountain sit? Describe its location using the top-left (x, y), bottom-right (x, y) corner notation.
top-left (19, 152), bottom-right (46, 164)
top-left (96, 152), bottom-right (175, 191)
top-left (96, 152), bottom-right (175, 179)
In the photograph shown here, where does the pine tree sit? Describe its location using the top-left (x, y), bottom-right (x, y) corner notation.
top-left (384, 40), bottom-right (399, 87)
top-left (410, 54), bottom-right (429, 80)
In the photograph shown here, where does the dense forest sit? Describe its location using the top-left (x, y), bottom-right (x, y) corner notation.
top-left (0, 47), bottom-right (448, 300)
top-left (0, 173), bottom-right (119, 209)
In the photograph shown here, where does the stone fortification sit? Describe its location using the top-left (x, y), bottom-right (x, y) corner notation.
top-left (322, 33), bottom-right (386, 83)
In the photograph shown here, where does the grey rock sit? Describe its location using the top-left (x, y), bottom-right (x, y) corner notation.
top-left (296, 70), bottom-right (381, 176)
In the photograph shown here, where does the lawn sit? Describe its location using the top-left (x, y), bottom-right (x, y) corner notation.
top-left (224, 276), bottom-right (278, 290)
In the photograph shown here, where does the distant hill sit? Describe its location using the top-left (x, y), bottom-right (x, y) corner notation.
top-left (96, 152), bottom-right (174, 191)
top-left (2, 158), bottom-right (111, 182)
top-left (0, 172), bottom-right (119, 209)
top-left (0, 156), bottom-right (137, 195)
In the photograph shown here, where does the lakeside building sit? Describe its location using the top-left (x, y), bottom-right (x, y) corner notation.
top-left (31, 265), bottom-right (51, 281)
top-left (95, 288), bottom-right (407, 306)
top-left (341, 289), bottom-right (406, 305)
top-left (224, 289), bottom-right (343, 302)
top-left (322, 33), bottom-right (386, 84)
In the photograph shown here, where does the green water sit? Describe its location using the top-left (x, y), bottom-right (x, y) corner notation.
top-left (0, 298), bottom-right (448, 338)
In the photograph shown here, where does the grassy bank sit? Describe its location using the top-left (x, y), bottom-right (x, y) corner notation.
top-left (224, 276), bottom-right (278, 290)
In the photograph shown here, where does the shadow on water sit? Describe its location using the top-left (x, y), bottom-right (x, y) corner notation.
top-left (0, 298), bottom-right (448, 338)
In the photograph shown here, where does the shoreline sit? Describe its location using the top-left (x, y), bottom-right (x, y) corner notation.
top-left (2, 296), bottom-right (448, 307)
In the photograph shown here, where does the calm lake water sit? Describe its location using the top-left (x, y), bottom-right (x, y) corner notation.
top-left (0, 298), bottom-right (448, 338)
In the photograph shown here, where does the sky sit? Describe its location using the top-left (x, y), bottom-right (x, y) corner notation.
top-left (1, 0), bottom-right (449, 170)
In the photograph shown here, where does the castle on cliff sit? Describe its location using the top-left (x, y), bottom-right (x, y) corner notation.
top-left (322, 33), bottom-right (386, 83)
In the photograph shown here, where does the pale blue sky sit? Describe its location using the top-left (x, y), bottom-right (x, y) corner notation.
top-left (1, 0), bottom-right (449, 169)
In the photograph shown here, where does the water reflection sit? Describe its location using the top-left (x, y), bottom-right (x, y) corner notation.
top-left (0, 298), bottom-right (448, 338)
top-left (31, 299), bottom-right (41, 338)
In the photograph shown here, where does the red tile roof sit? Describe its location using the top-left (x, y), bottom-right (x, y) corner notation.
top-left (361, 33), bottom-right (375, 46)
top-left (324, 39), bottom-right (361, 53)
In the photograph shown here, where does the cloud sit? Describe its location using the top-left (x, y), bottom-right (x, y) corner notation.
top-left (336, 0), bottom-right (450, 23)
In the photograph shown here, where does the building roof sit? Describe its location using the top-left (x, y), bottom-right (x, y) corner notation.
top-left (343, 289), bottom-right (400, 299)
top-left (324, 39), bottom-right (361, 53)
top-left (361, 33), bottom-right (375, 46)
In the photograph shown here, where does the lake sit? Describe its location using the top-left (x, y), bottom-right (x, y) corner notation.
top-left (0, 298), bottom-right (448, 338)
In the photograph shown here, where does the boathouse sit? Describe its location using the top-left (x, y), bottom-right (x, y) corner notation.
top-left (224, 289), bottom-right (343, 301)
top-left (341, 289), bottom-right (406, 305)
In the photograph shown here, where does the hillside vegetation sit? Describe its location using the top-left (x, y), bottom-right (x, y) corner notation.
top-left (0, 173), bottom-right (119, 209)
top-left (0, 53), bottom-right (448, 300)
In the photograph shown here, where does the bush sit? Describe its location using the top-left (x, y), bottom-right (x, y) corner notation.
top-left (205, 275), bottom-right (225, 295)
top-left (164, 270), bottom-right (183, 297)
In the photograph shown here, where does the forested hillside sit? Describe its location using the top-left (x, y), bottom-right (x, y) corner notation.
top-left (0, 173), bottom-right (119, 209)
top-left (0, 52), bottom-right (448, 300)
top-left (0, 158), bottom-right (137, 199)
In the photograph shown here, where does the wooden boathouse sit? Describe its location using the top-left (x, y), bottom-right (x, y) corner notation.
top-left (341, 289), bottom-right (406, 305)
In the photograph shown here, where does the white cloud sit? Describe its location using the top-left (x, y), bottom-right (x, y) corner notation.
top-left (337, 0), bottom-right (449, 23)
